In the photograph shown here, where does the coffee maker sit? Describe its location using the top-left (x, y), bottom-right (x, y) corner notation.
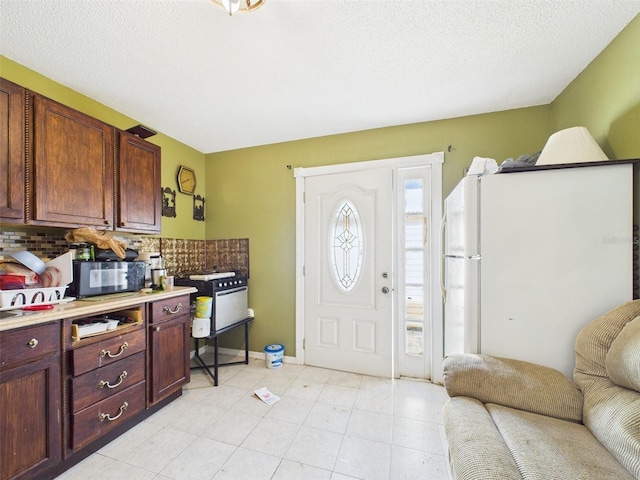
top-left (135, 252), bottom-right (164, 288)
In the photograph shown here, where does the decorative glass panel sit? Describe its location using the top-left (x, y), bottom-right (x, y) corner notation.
top-left (330, 200), bottom-right (364, 292)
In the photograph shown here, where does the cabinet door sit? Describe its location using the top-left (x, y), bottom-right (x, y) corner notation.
top-left (148, 314), bottom-right (189, 405)
top-left (117, 131), bottom-right (161, 233)
top-left (0, 355), bottom-right (61, 480)
top-left (0, 78), bottom-right (25, 223)
top-left (31, 94), bottom-right (114, 228)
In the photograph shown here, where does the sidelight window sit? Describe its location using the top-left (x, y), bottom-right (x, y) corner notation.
top-left (404, 179), bottom-right (426, 356)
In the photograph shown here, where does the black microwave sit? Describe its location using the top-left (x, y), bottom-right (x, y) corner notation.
top-left (68, 261), bottom-right (146, 298)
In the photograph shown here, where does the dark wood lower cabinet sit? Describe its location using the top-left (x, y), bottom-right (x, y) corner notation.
top-left (0, 292), bottom-right (192, 480)
top-left (148, 311), bottom-right (190, 405)
top-left (0, 342), bottom-right (61, 480)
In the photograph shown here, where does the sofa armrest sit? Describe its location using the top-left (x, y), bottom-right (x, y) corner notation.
top-left (444, 354), bottom-right (583, 423)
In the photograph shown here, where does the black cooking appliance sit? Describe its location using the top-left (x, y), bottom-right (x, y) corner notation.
top-left (175, 273), bottom-right (248, 333)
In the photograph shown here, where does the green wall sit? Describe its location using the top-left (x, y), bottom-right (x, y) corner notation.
top-left (0, 56), bottom-right (207, 240)
top-left (551, 13), bottom-right (640, 229)
top-left (552, 14), bottom-right (640, 159)
top-left (206, 15), bottom-right (640, 356)
top-left (205, 104), bottom-right (552, 353)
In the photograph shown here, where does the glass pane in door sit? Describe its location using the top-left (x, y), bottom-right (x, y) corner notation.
top-left (404, 179), bottom-right (426, 357)
top-left (329, 200), bottom-right (364, 292)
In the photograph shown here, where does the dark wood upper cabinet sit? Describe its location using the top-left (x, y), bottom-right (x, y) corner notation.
top-left (117, 131), bottom-right (161, 233)
top-left (0, 78), bottom-right (26, 223)
top-left (31, 94), bottom-right (114, 228)
top-left (0, 79), bottom-right (162, 233)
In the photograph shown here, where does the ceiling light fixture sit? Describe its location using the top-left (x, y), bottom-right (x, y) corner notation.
top-left (211, 0), bottom-right (266, 16)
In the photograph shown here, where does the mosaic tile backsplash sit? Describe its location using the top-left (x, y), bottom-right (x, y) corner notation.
top-left (0, 229), bottom-right (249, 279)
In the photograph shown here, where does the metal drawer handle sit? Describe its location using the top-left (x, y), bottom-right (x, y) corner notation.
top-left (28, 338), bottom-right (39, 348)
top-left (98, 370), bottom-right (128, 389)
top-left (100, 341), bottom-right (128, 358)
top-left (98, 401), bottom-right (128, 422)
top-left (162, 302), bottom-right (183, 314)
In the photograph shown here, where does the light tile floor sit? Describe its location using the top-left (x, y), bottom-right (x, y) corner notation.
top-left (57, 353), bottom-right (452, 480)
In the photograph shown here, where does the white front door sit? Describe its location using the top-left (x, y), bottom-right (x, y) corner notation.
top-left (303, 167), bottom-right (393, 377)
top-left (295, 153), bottom-right (444, 381)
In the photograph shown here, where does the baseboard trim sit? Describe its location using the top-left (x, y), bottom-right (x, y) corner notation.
top-left (189, 345), bottom-right (298, 365)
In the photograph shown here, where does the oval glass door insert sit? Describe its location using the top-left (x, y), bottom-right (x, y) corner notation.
top-left (330, 200), bottom-right (364, 292)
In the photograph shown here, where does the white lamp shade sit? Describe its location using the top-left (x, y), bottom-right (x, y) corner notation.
top-left (537, 126), bottom-right (609, 165)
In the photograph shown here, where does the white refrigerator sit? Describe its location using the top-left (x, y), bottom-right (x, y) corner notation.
top-left (442, 162), bottom-right (633, 377)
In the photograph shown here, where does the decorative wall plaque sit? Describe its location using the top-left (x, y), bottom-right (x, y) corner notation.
top-left (193, 194), bottom-right (205, 221)
top-left (161, 187), bottom-right (176, 217)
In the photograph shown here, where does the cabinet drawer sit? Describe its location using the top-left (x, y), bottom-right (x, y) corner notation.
top-left (150, 294), bottom-right (190, 324)
top-left (71, 381), bottom-right (145, 450)
top-left (71, 351), bottom-right (145, 413)
top-left (72, 328), bottom-right (145, 376)
top-left (0, 322), bottom-right (59, 369)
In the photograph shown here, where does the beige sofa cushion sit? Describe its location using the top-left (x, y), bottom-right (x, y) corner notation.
top-left (606, 315), bottom-right (640, 392)
top-left (488, 403), bottom-right (635, 480)
top-left (443, 397), bottom-right (522, 480)
top-left (444, 354), bottom-right (583, 423)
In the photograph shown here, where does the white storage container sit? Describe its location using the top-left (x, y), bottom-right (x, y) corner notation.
top-left (0, 286), bottom-right (67, 310)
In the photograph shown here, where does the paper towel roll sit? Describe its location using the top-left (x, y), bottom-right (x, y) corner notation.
top-left (192, 317), bottom-right (210, 338)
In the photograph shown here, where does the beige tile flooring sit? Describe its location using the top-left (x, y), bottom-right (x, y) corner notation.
top-left (57, 353), bottom-right (451, 480)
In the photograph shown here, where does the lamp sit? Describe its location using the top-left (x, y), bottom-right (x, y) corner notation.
top-left (537, 126), bottom-right (609, 165)
top-left (211, 0), bottom-right (266, 16)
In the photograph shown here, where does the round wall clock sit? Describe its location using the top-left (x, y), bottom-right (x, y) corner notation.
top-left (177, 165), bottom-right (196, 195)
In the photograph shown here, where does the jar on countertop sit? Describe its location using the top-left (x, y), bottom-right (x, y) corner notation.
top-left (70, 243), bottom-right (90, 261)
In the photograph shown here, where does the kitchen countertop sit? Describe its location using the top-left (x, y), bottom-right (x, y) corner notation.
top-left (0, 286), bottom-right (197, 332)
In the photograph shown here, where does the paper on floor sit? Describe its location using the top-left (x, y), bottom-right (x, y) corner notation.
top-left (255, 387), bottom-right (280, 405)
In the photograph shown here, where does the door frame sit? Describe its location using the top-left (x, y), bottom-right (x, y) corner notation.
top-left (294, 153), bottom-right (444, 382)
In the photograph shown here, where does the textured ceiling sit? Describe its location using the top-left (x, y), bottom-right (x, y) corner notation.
top-left (1, 1), bottom-right (639, 153)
